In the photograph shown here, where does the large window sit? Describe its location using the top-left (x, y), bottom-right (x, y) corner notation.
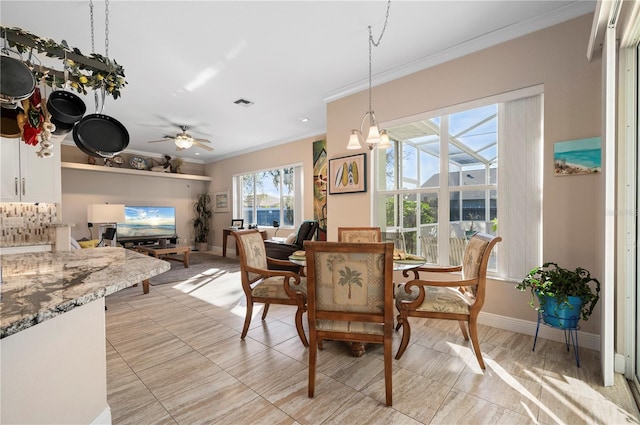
top-left (234, 165), bottom-right (302, 229)
top-left (375, 89), bottom-right (542, 281)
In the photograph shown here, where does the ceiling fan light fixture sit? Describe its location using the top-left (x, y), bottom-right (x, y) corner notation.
top-left (175, 135), bottom-right (193, 149)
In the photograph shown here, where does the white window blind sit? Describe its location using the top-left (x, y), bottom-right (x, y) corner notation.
top-left (497, 94), bottom-right (543, 280)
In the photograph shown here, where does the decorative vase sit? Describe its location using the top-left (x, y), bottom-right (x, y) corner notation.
top-left (537, 292), bottom-right (582, 329)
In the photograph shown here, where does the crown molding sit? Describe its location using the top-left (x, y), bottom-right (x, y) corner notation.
top-left (324, 2), bottom-right (596, 104)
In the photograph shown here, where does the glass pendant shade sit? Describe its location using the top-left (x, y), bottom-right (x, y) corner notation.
top-left (378, 129), bottom-right (391, 149)
top-left (347, 130), bottom-right (362, 149)
top-left (366, 124), bottom-right (381, 145)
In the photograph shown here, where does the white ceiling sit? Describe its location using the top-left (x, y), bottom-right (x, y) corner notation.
top-left (1, 1), bottom-right (594, 163)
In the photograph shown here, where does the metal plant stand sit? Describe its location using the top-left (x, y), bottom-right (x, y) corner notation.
top-left (532, 308), bottom-right (581, 367)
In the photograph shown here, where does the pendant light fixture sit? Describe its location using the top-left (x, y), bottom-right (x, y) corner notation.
top-left (347, 0), bottom-right (392, 151)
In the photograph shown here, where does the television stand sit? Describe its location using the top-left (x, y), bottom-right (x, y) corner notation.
top-left (121, 237), bottom-right (178, 249)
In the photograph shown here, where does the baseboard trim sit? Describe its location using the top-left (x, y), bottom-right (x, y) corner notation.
top-left (615, 353), bottom-right (626, 374)
top-left (477, 311), bottom-right (600, 351)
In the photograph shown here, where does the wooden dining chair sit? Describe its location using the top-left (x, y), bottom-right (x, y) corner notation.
top-left (394, 232), bottom-right (501, 369)
top-left (337, 227), bottom-right (382, 243)
top-left (232, 229), bottom-right (309, 347)
top-left (304, 240), bottom-right (395, 406)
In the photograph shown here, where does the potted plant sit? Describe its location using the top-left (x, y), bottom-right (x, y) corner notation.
top-left (516, 262), bottom-right (600, 328)
top-left (465, 213), bottom-right (479, 240)
top-left (192, 192), bottom-right (212, 251)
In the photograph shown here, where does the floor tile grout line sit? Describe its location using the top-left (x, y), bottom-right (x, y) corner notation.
top-left (105, 339), bottom-right (179, 424)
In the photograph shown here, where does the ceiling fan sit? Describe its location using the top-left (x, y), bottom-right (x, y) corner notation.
top-left (147, 125), bottom-right (214, 151)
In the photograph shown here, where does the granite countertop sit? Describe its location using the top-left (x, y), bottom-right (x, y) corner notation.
top-left (0, 248), bottom-right (170, 339)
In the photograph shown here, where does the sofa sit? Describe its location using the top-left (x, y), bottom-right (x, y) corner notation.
top-left (264, 220), bottom-right (319, 272)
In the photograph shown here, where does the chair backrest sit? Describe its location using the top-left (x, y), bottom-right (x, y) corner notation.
top-left (293, 220), bottom-right (319, 247)
top-left (337, 227), bottom-right (382, 243)
top-left (381, 230), bottom-right (407, 252)
top-left (233, 229), bottom-right (268, 285)
top-left (449, 237), bottom-right (467, 265)
top-left (420, 234), bottom-right (438, 264)
top-left (304, 241), bottom-right (394, 329)
top-left (460, 232), bottom-right (501, 310)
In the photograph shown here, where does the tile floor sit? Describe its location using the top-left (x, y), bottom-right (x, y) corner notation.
top-left (105, 268), bottom-right (640, 425)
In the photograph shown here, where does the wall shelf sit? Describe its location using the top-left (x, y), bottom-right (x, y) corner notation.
top-left (61, 162), bottom-right (211, 181)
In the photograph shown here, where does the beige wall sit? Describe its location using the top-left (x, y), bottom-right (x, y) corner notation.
top-left (204, 136), bottom-right (322, 250)
top-left (210, 15), bottom-right (603, 334)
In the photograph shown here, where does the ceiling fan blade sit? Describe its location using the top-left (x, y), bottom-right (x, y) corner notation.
top-left (147, 139), bottom-right (172, 144)
top-left (193, 141), bottom-right (214, 151)
top-left (192, 137), bottom-right (212, 144)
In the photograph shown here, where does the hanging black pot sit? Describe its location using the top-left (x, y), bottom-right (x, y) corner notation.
top-left (47, 90), bottom-right (86, 124)
top-left (0, 56), bottom-right (36, 105)
top-left (72, 85), bottom-right (129, 158)
top-left (50, 116), bottom-right (75, 136)
top-left (73, 113), bottom-right (129, 158)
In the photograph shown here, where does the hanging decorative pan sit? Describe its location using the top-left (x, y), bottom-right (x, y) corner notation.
top-left (73, 112), bottom-right (129, 158)
top-left (71, 0), bottom-right (129, 159)
top-left (0, 56), bottom-right (36, 105)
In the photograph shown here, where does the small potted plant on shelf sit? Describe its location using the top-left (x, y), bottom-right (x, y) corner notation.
top-left (516, 262), bottom-right (600, 328)
top-left (192, 192), bottom-right (212, 251)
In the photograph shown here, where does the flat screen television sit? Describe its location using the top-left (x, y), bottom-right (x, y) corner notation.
top-left (117, 206), bottom-right (177, 241)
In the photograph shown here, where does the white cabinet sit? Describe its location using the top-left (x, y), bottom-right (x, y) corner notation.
top-left (0, 137), bottom-right (61, 204)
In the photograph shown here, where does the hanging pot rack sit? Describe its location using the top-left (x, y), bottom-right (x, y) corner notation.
top-left (1, 26), bottom-right (127, 100)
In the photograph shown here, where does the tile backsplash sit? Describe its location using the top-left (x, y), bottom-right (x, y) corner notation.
top-left (0, 203), bottom-right (58, 246)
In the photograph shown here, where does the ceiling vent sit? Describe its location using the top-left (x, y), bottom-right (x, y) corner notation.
top-left (233, 98), bottom-right (254, 107)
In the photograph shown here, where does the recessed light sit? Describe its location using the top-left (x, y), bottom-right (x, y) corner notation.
top-left (195, 152), bottom-right (200, 155)
top-left (299, 117), bottom-right (309, 122)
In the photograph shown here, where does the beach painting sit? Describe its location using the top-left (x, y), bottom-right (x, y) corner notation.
top-left (554, 137), bottom-right (601, 176)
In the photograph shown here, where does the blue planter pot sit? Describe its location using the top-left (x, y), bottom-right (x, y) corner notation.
top-left (536, 292), bottom-right (582, 329)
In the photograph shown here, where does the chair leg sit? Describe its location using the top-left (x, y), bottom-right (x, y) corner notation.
top-left (262, 303), bottom-right (270, 320)
top-left (308, 332), bottom-right (317, 398)
top-left (384, 333), bottom-right (393, 406)
top-left (241, 300), bottom-right (253, 340)
top-left (395, 313), bottom-right (411, 360)
top-left (295, 306), bottom-right (309, 347)
top-left (458, 320), bottom-right (469, 340)
top-left (468, 317), bottom-right (485, 369)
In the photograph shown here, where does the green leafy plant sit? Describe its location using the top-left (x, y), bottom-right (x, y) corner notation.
top-left (192, 193), bottom-right (212, 244)
top-left (516, 262), bottom-right (600, 321)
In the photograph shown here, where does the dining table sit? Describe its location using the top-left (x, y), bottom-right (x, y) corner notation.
top-left (289, 250), bottom-right (427, 357)
top-left (288, 253), bottom-right (427, 271)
